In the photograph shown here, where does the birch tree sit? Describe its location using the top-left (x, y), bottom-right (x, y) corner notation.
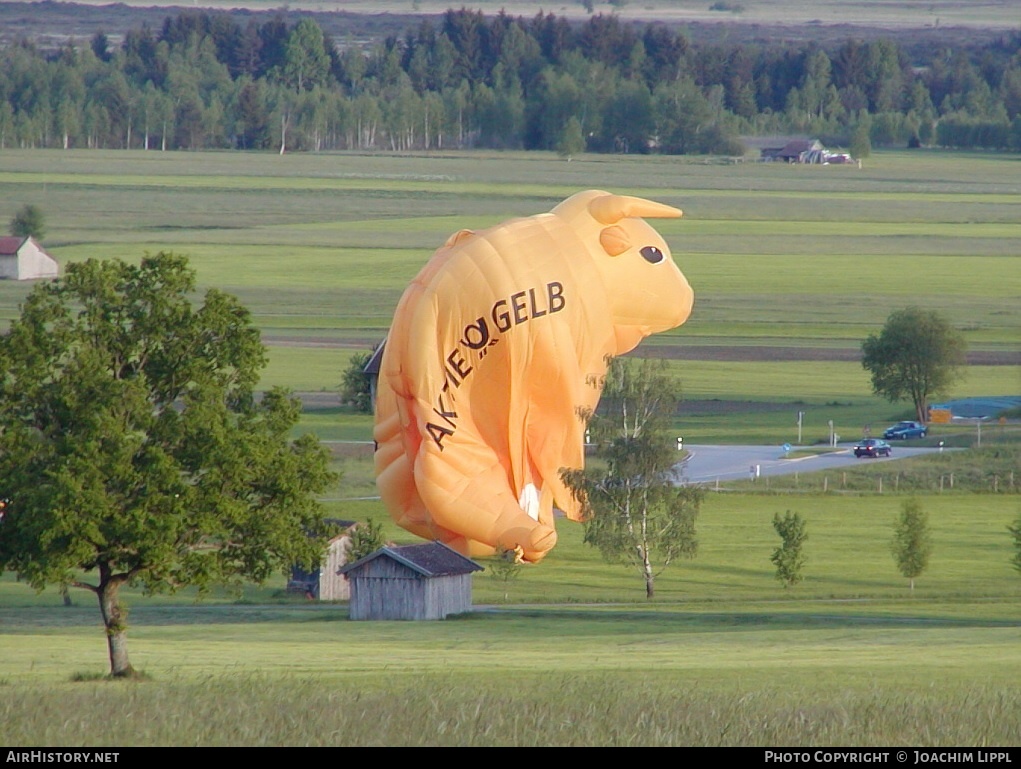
top-left (561, 357), bottom-right (701, 599)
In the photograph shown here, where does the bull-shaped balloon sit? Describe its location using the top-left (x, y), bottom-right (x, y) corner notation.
top-left (373, 190), bottom-right (693, 563)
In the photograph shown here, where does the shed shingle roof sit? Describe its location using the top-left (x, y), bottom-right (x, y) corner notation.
top-left (363, 339), bottom-right (386, 375)
top-left (340, 541), bottom-right (483, 577)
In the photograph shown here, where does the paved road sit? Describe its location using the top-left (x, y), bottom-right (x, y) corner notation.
top-left (676, 443), bottom-right (948, 484)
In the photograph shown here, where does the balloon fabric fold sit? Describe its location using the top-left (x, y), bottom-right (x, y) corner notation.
top-left (374, 190), bottom-right (694, 563)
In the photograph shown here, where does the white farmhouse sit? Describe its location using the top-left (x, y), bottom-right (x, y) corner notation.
top-left (0, 236), bottom-right (59, 280)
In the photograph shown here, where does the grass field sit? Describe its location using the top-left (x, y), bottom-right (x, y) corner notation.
top-left (2, 149), bottom-right (1019, 359)
top-left (2, 492), bottom-right (1020, 745)
top-left (0, 147), bottom-right (1018, 746)
top-left (52, 0), bottom-right (1021, 32)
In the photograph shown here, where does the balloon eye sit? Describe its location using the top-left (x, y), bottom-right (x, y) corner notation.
top-left (640, 246), bottom-right (664, 264)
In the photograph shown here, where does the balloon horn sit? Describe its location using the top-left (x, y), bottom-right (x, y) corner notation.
top-left (588, 194), bottom-right (682, 224)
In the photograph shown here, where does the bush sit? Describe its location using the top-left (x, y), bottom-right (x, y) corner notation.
top-left (8, 204), bottom-right (45, 240)
top-left (339, 350), bottom-right (374, 414)
top-left (771, 511), bottom-right (807, 587)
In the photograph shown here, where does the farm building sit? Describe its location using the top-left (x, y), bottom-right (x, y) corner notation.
top-left (340, 541), bottom-right (483, 621)
top-left (749, 137), bottom-right (851, 164)
top-left (763, 138), bottom-right (823, 162)
top-left (362, 340), bottom-right (385, 410)
top-left (930, 396), bottom-right (1021, 420)
top-left (287, 519), bottom-right (356, 600)
top-left (0, 236), bottom-right (58, 280)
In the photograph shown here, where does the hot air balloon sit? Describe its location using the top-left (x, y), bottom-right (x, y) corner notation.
top-left (374, 190), bottom-right (693, 563)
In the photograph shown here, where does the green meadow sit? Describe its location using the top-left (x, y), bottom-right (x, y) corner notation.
top-left (2, 148), bottom-right (1018, 354)
top-left (0, 147), bottom-right (1019, 745)
top-left (2, 492), bottom-right (1020, 746)
top-left (1, 148), bottom-right (1016, 430)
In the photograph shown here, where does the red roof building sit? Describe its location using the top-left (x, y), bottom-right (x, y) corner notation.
top-left (0, 236), bottom-right (59, 280)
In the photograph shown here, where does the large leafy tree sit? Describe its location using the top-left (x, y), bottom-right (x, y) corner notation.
top-left (561, 357), bottom-right (701, 599)
top-left (0, 253), bottom-right (336, 677)
top-left (861, 306), bottom-right (966, 424)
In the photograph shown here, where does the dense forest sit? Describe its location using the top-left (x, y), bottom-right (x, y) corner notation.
top-left (1, 8), bottom-right (1019, 155)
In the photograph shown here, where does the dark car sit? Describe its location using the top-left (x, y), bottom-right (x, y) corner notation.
top-left (883, 421), bottom-right (927, 440)
top-left (854, 438), bottom-right (892, 458)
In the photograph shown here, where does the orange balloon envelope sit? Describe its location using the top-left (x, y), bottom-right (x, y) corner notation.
top-left (374, 190), bottom-right (694, 562)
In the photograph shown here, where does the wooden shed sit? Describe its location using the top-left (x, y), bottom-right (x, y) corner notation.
top-left (340, 541), bottom-right (483, 621)
top-left (763, 138), bottom-right (825, 163)
top-left (288, 519), bottom-right (356, 601)
top-left (362, 339), bottom-right (385, 412)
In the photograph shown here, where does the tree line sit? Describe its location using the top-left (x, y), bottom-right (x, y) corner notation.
top-left (1, 8), bottom-right (1020, 155)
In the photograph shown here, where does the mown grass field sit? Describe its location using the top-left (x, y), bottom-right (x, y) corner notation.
top-left (2, 490), bottom-right (1021, 745)
top-left (2, 148), bottom-right (1018, 355)
top-left (2, 491), bottom-right (1020, 745)
top-left (58, 0), bottom-right (1021, 32)
top-left (0, 147), bottom-right (1019, 745)
top-left (1, 148), bottom-right (1017, 447)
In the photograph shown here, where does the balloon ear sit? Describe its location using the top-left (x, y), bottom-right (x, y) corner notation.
top-left (599, 225), bottom-right (630, 256)
top-left (444, 229), bottom-right (476, 248)
top-left (589, 194), bottom-right (682, 224)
